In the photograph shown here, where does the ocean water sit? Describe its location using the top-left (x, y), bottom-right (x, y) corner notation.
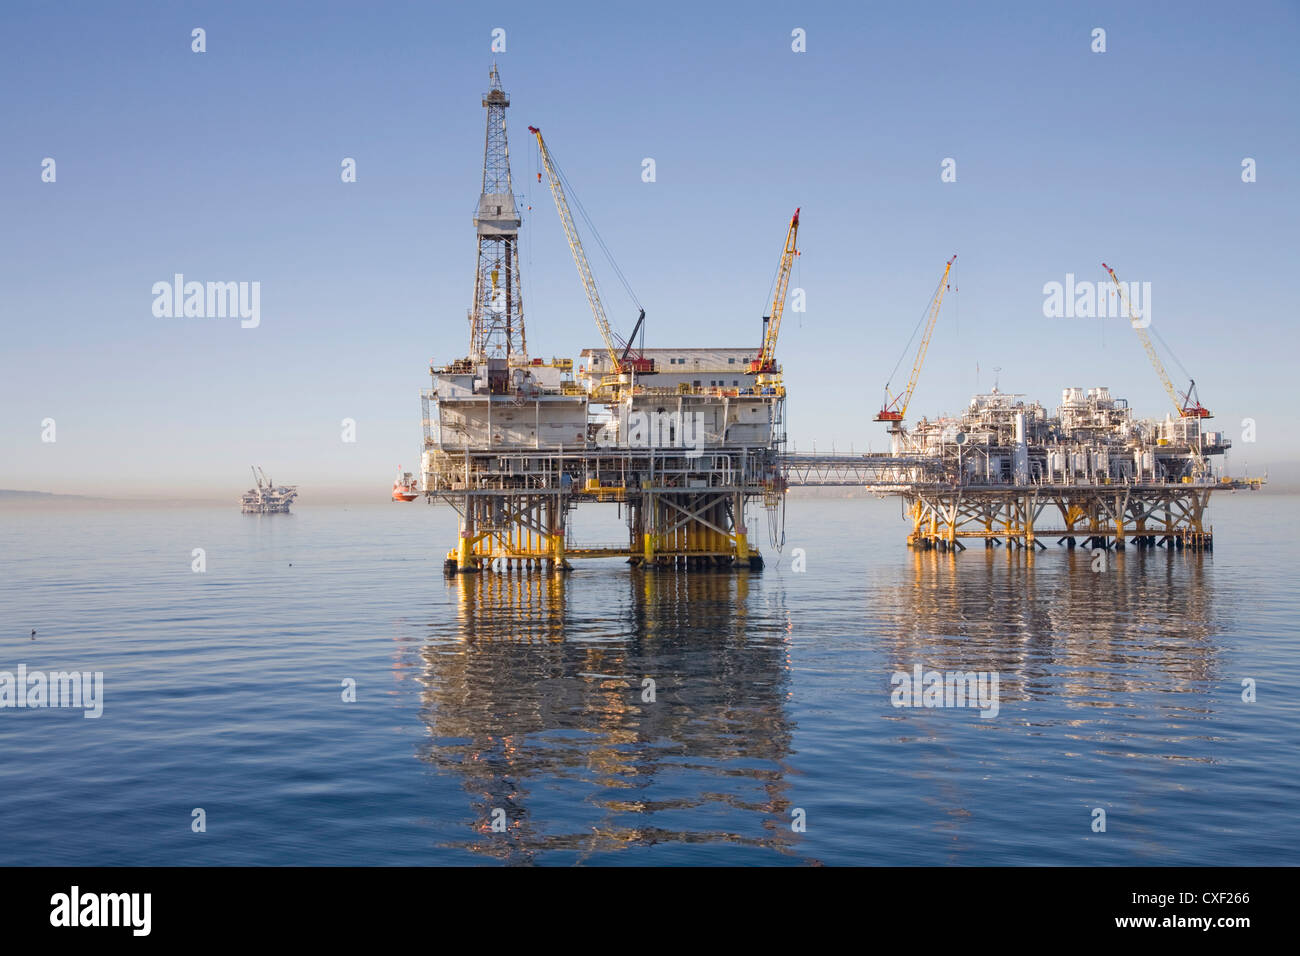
top-left (0, 493), bottom-right (1296, 866)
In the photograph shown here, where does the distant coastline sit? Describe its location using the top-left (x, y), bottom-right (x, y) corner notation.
top-left (0, 489), bottom-right (103, 500)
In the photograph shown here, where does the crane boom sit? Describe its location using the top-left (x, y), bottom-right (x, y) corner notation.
top-left (528, 126), bottom-right (625, 374)
top-left (750, 209), bottom-right (800, 374)
top-left (1102, 263), bottom-right (1211, 418)
top-left (876, 255), bottom-right (956, 424)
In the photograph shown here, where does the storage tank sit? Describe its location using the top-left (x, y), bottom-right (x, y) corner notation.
top-left (1013, 412), bottom-right (1029, 485)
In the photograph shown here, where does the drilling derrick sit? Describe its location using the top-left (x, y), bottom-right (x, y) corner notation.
top-left (468, 64), bottom-right (526, 364)
top-left (422, 66), bottom-right (586, 575)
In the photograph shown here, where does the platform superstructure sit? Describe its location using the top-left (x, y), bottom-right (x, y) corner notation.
top-left (785, 386), bottom-right (1260, 551)
top-left (886, 385), bottom-right (1255, 551)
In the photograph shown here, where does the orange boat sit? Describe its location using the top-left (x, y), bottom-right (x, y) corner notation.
top-left (392, 468), bottom-right (419, 502)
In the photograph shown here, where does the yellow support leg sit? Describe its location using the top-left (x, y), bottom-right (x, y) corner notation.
top-left (457, 532), bottom-right (476, 573)
top-left (552, 530), bottom-right (566, 573)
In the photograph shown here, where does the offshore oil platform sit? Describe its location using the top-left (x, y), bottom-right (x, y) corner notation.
top-left (783, 261), bottom-right (1262, 550)
top-left (240, 466), bottom-right (298, 514)
top-left (421, 67), bottom-right (789, 574)
top-left (419, 67), bottom-right (1256, 570)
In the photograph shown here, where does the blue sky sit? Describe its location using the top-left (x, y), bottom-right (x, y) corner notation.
top-left (2, 0), bottom-right (1296, 496)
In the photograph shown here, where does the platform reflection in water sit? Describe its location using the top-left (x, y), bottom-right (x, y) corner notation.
top-left (412, 570), bottom-right (802, 863)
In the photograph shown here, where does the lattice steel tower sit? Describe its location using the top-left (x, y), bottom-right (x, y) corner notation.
top-left (468, 64), bottom-right (526, 362)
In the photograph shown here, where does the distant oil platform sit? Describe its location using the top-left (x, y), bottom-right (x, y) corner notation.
top-left (241, 466), bottom-right (298, 514)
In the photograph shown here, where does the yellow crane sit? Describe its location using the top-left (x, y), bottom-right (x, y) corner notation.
top-left (529, 126), bottom-right (648, 385)
top-left (876, 255), bottom-right (956, 426)
top-left (749, 208), bottom-right (800, 377)
top-left (1102, 263), bottom-right (1211, 419)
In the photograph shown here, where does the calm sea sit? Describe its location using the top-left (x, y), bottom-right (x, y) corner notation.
top-left (1, 494), bottom-right (1296, 865)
